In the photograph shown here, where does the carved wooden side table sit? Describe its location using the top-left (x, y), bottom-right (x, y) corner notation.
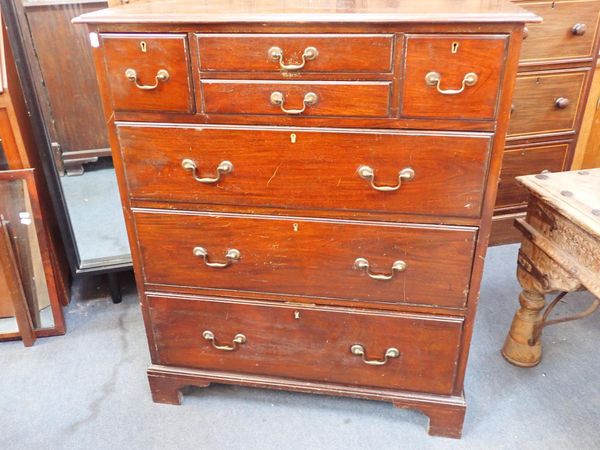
top-left (502, 168), bottom-right (600, 367)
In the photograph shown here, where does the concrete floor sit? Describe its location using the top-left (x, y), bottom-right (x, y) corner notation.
top-left (1, 244), bottom-right (599, 449)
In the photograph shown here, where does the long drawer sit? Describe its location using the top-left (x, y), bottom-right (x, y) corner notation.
top-left (118, 125), bottom-right (492, 218)
top-left (135, 211), bottom-right (477, 308)
top-left (148, 295), bottom-right (464, 395)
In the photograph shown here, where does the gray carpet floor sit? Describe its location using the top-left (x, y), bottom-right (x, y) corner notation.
top-left (2, 244), bottom-right (599, 449)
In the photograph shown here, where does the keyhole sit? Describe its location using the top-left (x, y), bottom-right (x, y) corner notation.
top-left (294, 311), bottom-right (301, 320)
top-left (290, 133), bottom-right (297, 144)
top-left (451, 42), bottom-right (459, 53)
top-left (140, 41), bottom-right (147, 52)
top-left (293, 223), bottom-right (299, 232)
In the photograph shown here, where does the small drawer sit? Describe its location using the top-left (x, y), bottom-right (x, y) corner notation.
top-left (517, 0), bottom-right (600, 64)
top-left (200, 80), bottom-right (391, 117)
top-left (495, 143), bottom-right (569, 209)
top-left (148, 295), bottom-right (463, 395)
top-left (101, 33), bottom-right (194, 113)
top-left (135, 211), bottom-right (477, 309)
top-left (401, 34), bottom-right (507, 120)
top-left (508, 71), bottom-right (587, 136)
top-left (118, 125), bottom-right (492, 218)
top-left (196, 34), bottom-right (394, 73)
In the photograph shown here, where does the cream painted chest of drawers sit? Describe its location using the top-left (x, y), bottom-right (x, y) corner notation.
top-left (75, 0), bottom-right (538, 438)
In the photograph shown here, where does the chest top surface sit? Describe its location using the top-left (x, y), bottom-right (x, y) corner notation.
top-left (518, 169), bottom-right (600, 238)
top-left (73, 0), bottom-right (540, 24)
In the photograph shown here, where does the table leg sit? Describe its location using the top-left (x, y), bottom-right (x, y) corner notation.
top-left (502, 289), bottom-right (546, 367)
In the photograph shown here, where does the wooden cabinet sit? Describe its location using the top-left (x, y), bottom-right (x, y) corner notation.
top-left (76, 0), bottom-right (537, 439)
top-left (492, 0), bottom-right (600, 244)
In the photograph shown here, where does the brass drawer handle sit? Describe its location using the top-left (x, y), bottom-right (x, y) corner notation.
top-left (268, 46), bottom-right (318, 71)
top-left (270, 91), bottom-right (318, 115)
top-left (554, 97), bottom-right (570, 109)
top-left (182, 158), bottom-right (233, 184)
top-left (572, 23), bottom-right (587, 36)
top-left (202, 330), bottom-right (246, 351)
top-left (357, 165), bottom-right (415, 192)
top-left (193, 246), bottom-right (240, 268)
top-left (425, 71), bottom-right (478, 95)
top-left (350, 344), bottom-right (400, 366)
top-left (354, 257), bottom-right (407, 281)
top-left (124, 68), bottom-right (169, 90)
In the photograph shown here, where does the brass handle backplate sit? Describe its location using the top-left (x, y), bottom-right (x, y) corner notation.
top-left (268, 46), bottom-right (318, 71)
top-left (193, 246), bottom-right (240, 268)
top-left (357, 165), bottom-right (415, 192)
top-left (124, 68), bottom-right (169, 90)
top-left (354, 257), bottom-right (407, 281)
top-left (425, 71), bottom-right (478, 95)
top-left (350, 344), bottom-right (400, 366)
top-left (182, 158), bottom-right (233, 184)
top-left (202, 330), bottom-right (246, 351)
top-left (270, 91), bottom-right (318, 115)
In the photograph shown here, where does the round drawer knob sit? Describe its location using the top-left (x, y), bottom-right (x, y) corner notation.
top-left (572, 23), bottom-right (587, 36)
top-left (554, 97), bottom-right (570, 109)
top-left (523, 26), bottom-right (529, 39)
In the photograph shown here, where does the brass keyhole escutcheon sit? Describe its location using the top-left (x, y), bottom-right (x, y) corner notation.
top-left (294, 311), bottom-right (301, 320)
top-left (290, 133), bottom-right (297, 143)
top-left (140, 41), bottom-right (147, 52)
top-left (451, 42), bottom-right (459, 53)
top-left (293, 223), bottom-right (299, 232)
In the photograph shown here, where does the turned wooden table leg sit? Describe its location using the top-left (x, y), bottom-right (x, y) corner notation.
top-left (502, 289), bottom-right (546, 367)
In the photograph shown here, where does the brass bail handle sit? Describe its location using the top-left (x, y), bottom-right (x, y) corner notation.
top-left (268, 46), bottom-right (318, 71)
top-left (125, 68), bottom-right (169, 90)
top-left (182, 158), bottom-right (233, 184)
top-left (350, 344), bottom-right (400, 366)
top-left (354, 257), bottom-right (407, 281)
top-left (357, 165), bottom-right (415, 192)
top-left (270, 91), bottom-right (318, 115)
top-left (425, 71), bottom-right (478, 95)
top-left (193, 246), bottom-right (241, 268)
top-left (202, 330), bottom-right (247, 351)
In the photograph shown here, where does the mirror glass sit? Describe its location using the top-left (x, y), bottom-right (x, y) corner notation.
top-left (0, 175), bottom-right (54, 334)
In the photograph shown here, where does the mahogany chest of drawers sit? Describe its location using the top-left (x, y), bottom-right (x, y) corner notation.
top-left (492, 0), bottom-right (600, 243)
top-left (76, 0), bottom-right (537, 438)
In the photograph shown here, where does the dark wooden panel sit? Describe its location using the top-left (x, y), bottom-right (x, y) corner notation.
top-left (117, 125), bottom-right (492, 218)
top-left (135, 211), bottom-right (477, 308)
top-left (196, 33), bottom-right (394, 73)
top-left (496, 143), bottom-right (569, 209)
top-left (516, 0), bottom-right (600, 64)
top-left (489, 212), bottom-right (525, 246)
top-left (508, 70), bottom-right (587, 136)
top-left (101, 33), bottom-right (194, 112)
top-left (401, 34), bottom-right (507, 120)
top-left (201, 80), bottom-right (391, 117)
top-left (148, 295), bottom-right (464, 395)
top-left (24, 2), bottom-right (109, 153)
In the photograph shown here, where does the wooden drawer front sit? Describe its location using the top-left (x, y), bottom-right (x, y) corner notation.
top-left (196, 34), bottom-right (394, 73)
top-left (101, 33), bottom-right (193, 113)
top-left (401, 34), bottom-right (507, 120)
top-left (201, 81), bottom-right (391, 117)
top-left (508, 71), bottom-right (586, 136)
top-left (495, 143), bottom-right (569, 208)
top-left (118, 125), bottom-right (492, 218)
top-left (517, 0), bottom-right (600, 64)
top-left (135, 211), bottom-right (477, 308)
top-left (148, 295), bottom-right (463, 395)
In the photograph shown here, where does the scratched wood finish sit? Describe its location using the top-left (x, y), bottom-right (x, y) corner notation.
top-left (200, 80), bottom-right (391, 117)
top-left (496, 143), bottom-right (570, 209)
top-left (78, 0), bottom-right (534, 438)
top-left (196, 34), bottom-right (394, 73)
top-left (401, 35), bottom-right (507, 120)
top-left (148, 295), bottom-right (464, 395)
top-left (100, 33), bottom-right (194, 112)
top-left (508, 70), bottom-right (587, 136)
top-left (516, 0), bottom-right (600, 65)
top-left (135, 211), bottom-right (477, 308)
top-left (117, 125), bottom-right (492, 218)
